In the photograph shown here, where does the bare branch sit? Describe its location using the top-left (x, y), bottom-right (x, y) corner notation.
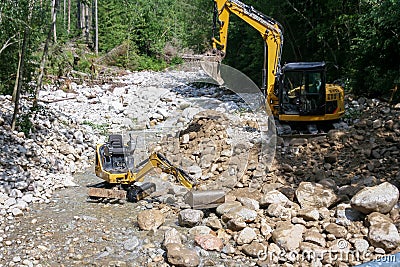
top-left (0, 34), bottom-right (18, 54)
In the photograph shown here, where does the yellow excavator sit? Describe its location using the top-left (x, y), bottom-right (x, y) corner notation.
top-left (212, 0), bottom-right (345, 134)
top-left (88, 134), bottom-right (196, 202)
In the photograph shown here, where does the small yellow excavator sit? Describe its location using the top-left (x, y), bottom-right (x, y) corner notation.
top-left (88, 134), bottom-right (196, 202)
top-left (211, 0), bottom-right (345, 134)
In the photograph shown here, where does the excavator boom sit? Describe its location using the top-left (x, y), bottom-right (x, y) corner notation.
top-left (213, 0), bottom-right (283, 105)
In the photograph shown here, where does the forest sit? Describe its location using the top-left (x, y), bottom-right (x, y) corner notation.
top-left (0, 0), bottom-right (399, 128)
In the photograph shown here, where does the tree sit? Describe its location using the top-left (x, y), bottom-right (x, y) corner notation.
top-left (11, 0), bottom-right (36, 130)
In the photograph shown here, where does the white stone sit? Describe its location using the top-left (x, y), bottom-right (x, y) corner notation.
top-left (11, 208), bottom-right (23, 217)
top-left (236, 227), bottom-right (257, 245)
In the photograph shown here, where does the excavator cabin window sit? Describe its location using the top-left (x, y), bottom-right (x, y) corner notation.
top-left (280, 70), bottom-right (326, 116)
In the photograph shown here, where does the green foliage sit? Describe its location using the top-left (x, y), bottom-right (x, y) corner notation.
top-left (17, 113), bottom-right (33, 137)
top-left (82, 120), bottom-right (109, 135)
top-left (97, 0), bottom-right (211, 71)
top-left (0, 0), bottom-right (398, 104)
top-left (344, 108), bottom-right (361, 121)
top-left (348, 0), bottom-right (400, 98)
top-left (222, 0), bottom-right (399, 100)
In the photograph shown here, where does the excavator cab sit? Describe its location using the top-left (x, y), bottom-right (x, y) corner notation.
top-left (279, 62), bottom-right (327, 117)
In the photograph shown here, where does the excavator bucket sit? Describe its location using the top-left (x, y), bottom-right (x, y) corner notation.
top-left (200, 60), bottom-right (224, 85)
top-left (184, 190), bottom-right (225, 209)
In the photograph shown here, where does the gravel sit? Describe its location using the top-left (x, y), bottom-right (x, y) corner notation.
top-left (0, 67), bottom-right (399, 266)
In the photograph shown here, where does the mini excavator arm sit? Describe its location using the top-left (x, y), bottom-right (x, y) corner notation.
top-left (135, 152), bottom-right (196, 189)
top-left (89, 135), bottom-right (195, 201)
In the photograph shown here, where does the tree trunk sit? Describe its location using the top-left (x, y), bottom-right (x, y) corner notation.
top-left (63, 0), bottom-right (66, 29)
top-left (85, 4), bottom-right (90, 43)
top-left (67, 0), bottom-right (71, 33)
top-left (81, 2), bottom-right (85, 29)
top-left (52, 0), bottom-right (57, 42)
top-left (33, 0), bottom-right (58, 108)
top-left (12, 37), bottom-right (22, 103)
top-left (77, 0), bottom-right (81, 29)
top-left (11, 25), bottom-right (30, 130)
top-left (94, 0), bottom-right (98, 55)
top-left (11, 0), bottom-right (35, 130)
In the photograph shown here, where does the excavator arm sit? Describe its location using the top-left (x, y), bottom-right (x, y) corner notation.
top-left (212, 0), bottom-right (283, 107)
top-left (89, 135), bottom-right (196, 201)
top-left (134, 152), bottom-right (196, 189)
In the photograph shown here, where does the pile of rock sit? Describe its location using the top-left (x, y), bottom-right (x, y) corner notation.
top-left (0, 94), bottom-right (96, 218)
top-left (132, 180), bottom-right (399, 267)
top-left (130, 96), bottom-right (400, 267)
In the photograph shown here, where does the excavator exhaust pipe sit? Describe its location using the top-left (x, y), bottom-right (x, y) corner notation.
top-left (184, 190), bottom-right (225, 209)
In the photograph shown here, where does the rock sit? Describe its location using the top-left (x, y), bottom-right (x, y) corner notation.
top-left (266, 203), bottom-right (291, 220)
top-left (137, 209), bottom-right (165, 230)
top-left (297, 208), bottom-right (320, 221)
top-left (242, 241), bottom-right (265, 258)
top-left (189, 226), bottom-right (213, 236)
top-left (216, 201), bottom-right (242, 216)
top-left (178, 209), bottom-right (204, 227)
top-left (4, 198), bottom-right (16, 208)
top-left (236, 227), bottom-right (257, 245)
top-left (73, 130), bottom-right (84, 144)
top-left (224, 206), bottom-right (257, 222)
top-left (281, 163), bottom-right (293, 172)
top-left (225, 218), bottom-right (246, 231)
top-left (164, 228), bottom-right (182, 247)
top-left (372, 119), bottom-right (382, 129)
top-left (222, 243), bottom-right (236, 255)
top-left (324, 154), bottom-right (337, 164)
top-left (350, 182), bottom-right (399, 214)
top-left (186, 165), bottom-right (202, 179)
top-left (194, 234), bottom-right (223, 251)
top-left (166, 243), bottom-right (200, 267)
top-left (335, 203), bottom-right (365, 226)
top-left (123, 236), bottom-right (140, 251)
top-left (260, 219), bottom-right (273, 239)
top-left (367, 212), bottom-right (400, 252)
top-left (325, 223), bottom-right (348, 238)
top-left (259, 190), bottom-right (290, 208)
top-left (295, 182), bottom-right (338, 209)
top-left (352, 238), bottom-right (369, 253)
top-left (11, 208), bottom-right (23, 217)
top-left (206, 216), bottom-right (223, 230)
top-left (181, 134), bottom-right (190, 144)
top-left (290, 138), bottom-right (308, 146)
top-left (237, 197), bottom-right (260, 210)
top-left (272, 222), bottom-right (305, 251)
top-left (303, 230), bottom-right (326, 247)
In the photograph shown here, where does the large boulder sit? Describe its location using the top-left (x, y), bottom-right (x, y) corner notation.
top-left (295, 182), bottom-right (338, 209)
top-left (367, 212), bottom-right (400, 252)
top-left (350, 182), bottom-right (399, 214)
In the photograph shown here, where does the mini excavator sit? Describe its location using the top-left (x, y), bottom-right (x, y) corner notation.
top-left (211, 0), bottom-right (345, 135)
top-left (88, 134), bottom-right (196, 202)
